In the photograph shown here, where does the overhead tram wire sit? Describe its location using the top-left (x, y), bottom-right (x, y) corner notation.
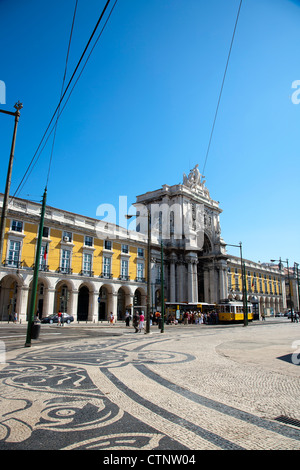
top-left (14, 0), bottom-right (118, 197)
top-left (46, 0), bottom-right (78, 190)
top-left (17, 0), bottom-right (119, 197)
top-left (202, 0), bottom-right (243, 176)
top-left (16, 0), bottom-right (119, 197)
top-left (11, 0), bottom-right (115, 201)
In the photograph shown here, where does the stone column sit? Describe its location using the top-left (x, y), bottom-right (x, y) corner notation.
top-left (187, 253), bottom-right (198, 303)
top-left (17, 285), bottom-right (29, 323)
top-left (176, 259), bottom-right (184, 302)
top-left (91, 290), bottom-right (99, 323)
top-left (203, 266), bottom-right (210, 303)
top-left (187, 259), bottom-right (194, 302)
top-left (43, 287), bottom-right (55, 318)
top-left (169, 253), bottom-right (176, 303)
top-left (193, 259), bottom-right (198, 303)
top-left (108, 292), bottom-right (118, 321)
top-left (209, 265), bottom-right (216, 304)
top-left (125, 293), bottom-right (134, 319)
top-left (70, 289), bottom-right (78, 320)
top-left (217, 260), bottom-right (228, 302)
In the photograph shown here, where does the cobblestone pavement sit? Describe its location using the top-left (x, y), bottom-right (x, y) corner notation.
top-left (0, 321), bottom-right (299, 451)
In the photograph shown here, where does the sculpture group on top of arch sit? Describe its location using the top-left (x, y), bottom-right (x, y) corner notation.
top-left (183, 164), bottom-right (210, 198)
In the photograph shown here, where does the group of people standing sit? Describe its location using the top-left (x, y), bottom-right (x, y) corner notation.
top-left (131, 311), bottom-right (145, 333)
top-left (125, 310), bottom-right (144, 332)
top-left (125, 310), bottom-right (161, 332)
top-left (182, 310), bottom-right (219, 325)
top-left (124, 309), bottom-right (220, 331)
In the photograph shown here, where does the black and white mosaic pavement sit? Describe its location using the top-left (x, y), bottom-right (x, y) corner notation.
top-left (0, 325), bottom-right (300, 450)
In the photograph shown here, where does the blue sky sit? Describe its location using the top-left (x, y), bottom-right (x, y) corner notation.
top-left (0, 0), bottom-right (300, 265)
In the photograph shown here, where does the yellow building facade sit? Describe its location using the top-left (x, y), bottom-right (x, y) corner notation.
top-left (0, 196), bottom-right (148, 323)
top-left (227, 256), bottom-right (285, 317)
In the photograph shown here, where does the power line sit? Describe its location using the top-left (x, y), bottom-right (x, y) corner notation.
top-left (15, 0), bottom-right (119, 197)
top-left (202, 0), bottom-right (243, 176)
top-left (12, 0), bottom-right (116, 200)
top-left (46, 0), bottom-right (78, 189)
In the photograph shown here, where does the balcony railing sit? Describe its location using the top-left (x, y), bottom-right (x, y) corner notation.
top-left (135, 276), bottom-right (146, 283)
top-left (100, 272), bottom-right (113, 279)
top-left (80, 270), bottom-right (94, 277)
top-left (3, 260), bottom-right (23, 269)
top-left (57, 267), bottom-right (73, 275)
top-left (31, 263), bottom-right (50, 272)
top-left (119, 275), bottom-right (130, 281)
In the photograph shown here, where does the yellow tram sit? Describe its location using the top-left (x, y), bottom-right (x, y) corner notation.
top-left (216, 301), bottom-right (253, 322)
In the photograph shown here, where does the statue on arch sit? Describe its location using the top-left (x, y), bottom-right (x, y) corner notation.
top-left (183, 164), bottom-right (207, 191)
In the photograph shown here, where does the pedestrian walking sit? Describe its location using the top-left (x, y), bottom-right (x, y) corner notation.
top-left (125, 310), bottom-right (131, 326)
top-left (138, 311), bottom-right (145, 332)
top-left (110, 312), bottom-right (114, 325)
top-left (133, 312), bottom-right (139, 333)
top-left (57, 311), bottom-right (62, 326)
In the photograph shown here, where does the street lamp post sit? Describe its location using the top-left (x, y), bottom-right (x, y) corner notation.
top-left (160, 239), bottom-right (165, 333)
top-left (126, 209), bottom-right (151, 334)
top-left (294, 262), bottom-right (300, 313)
top-left (0, 101), bottom-right (23, 265)
top-left (25, 188), bottom-right (47, 347)
top-left (271, 258), bottom-right (293, 322)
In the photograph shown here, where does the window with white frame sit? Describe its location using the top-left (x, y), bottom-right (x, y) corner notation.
top-left (61, 249), bottom-right (71, 273)
top-left (43, 226), bottom-right (50, 238)
top-left (269, 280), bottom-right (273, 294)
top-left (40, 244), bottom-right (48, 270)
top-left (253, 274), bottom-right (257, 292)
top-left (227, 268), bottom-right (232, 289)
top-left (259, 274), bottom-right (263, 293)
top-left (248, 275), bottom-right (251, 292)
top-left (121, 259), bottom-right (129, 278)
top-left (103, 256), bottom-right (111, 277)
top-left (137, 262), bottom-right (144, 281)
top-left (137, 247), bottom-right (144, 257)
top-left (83, 252), bottom-right (92, 275)
top-left (121, 244), bottom-right (129, 254)
top-left (84, 236), bottom-right (93, 247)
top-left (104, 240), bottom-right (112, 250)
top-left (8, 240), bottom-right (21, 267)
top-left (63, 231), bottom-right (72, 242)
top-left (11, 220), bottom-right (23, 232)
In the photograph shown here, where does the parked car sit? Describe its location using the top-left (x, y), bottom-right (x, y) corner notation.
top-left (41, 313), bottom-right (74, 324)
top-left (275, 312), bottom-right (284, 317)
